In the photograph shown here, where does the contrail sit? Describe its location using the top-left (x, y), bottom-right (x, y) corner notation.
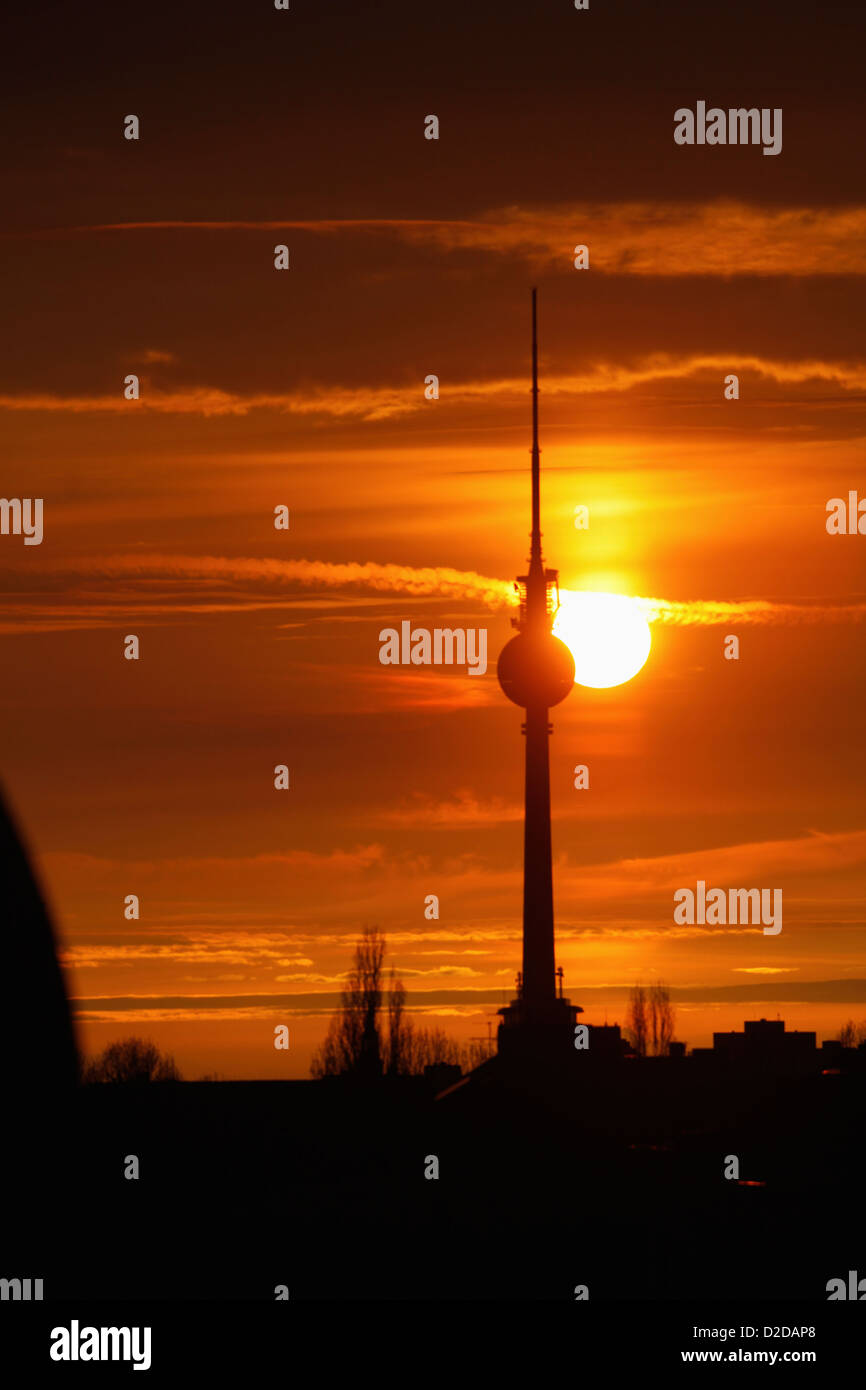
top-left (1, 552), bottom-right (863, 629)
top-left (88, 554), bottom-right (517, 610)
top-left (633, 595), bottom-right (866, 625)
top-left (64, 554), bottom-right (866, 626)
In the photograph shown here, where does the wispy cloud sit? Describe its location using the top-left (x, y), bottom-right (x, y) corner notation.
top-left (50, 826), bottom-right (866, 927)
top-left (34, 200), bottom-right (866, 276)
top-left (70, 977), bottom-right (866, 1024)
top-left (733, 967), bottom-right (800, 975)
top-left (2, 353), bottom-right (866, 420)
top-left (376, 790), bottom-right (523, 827)
top-left (61, 933), bottom-right (315, 970)
top-left (563, 827), bottom-right (866, 903)
top-left (138, 348), bottom-right (177, 364)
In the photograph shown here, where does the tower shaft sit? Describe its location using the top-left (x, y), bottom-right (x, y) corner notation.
top-left (522, 703), bottom-right (556, 1008)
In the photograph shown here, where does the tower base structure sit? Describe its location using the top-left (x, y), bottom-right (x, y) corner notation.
top-left (496, 995), bottom-right (582, 1066)
top-left (433, 1001), bottom-right (626, 1104)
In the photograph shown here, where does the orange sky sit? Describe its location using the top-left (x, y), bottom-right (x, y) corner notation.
top-left (2, 0), bottom-right (865, 1076)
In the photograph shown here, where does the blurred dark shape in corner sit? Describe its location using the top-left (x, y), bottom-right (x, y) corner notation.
top-left (0, 784), bottom-right (78, 1251)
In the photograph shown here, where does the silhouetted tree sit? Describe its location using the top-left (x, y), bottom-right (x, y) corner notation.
top-left (839, 1019), bottom-right (866, 1047)
top-left (401, 1025), bottom-right (488, 1075)
top-left (311, 930), bottom-right (486, 1079)
top-left (355, 927), bottom-right (385, 1078)
top-left (385, 971), bottom-right (412, 1075)
top-left (82, 1036), bottom-right (181, 1084)
top-left (408, 1025), bottom-right (462, 1071)
top-left (311, 927), bottom-right (386, 1079)
top-left (462, 1038), bottom-right (495, 1069)
top-left (625, 984), bottom-right (648, 1056)
top-left (648, 982), bottom-right (676, 1056)
top-left (311, 1015), bottom-right (342, 1078)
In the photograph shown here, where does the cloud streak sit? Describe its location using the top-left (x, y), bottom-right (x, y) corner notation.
top-left (33, 200), bottom-right (866, 276)
top-left (2, 353), bottom-right (866, 420)
top-left (69, 978), bottom-right (866, 1024)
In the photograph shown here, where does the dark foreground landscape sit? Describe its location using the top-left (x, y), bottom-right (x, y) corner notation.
top-left (8, 1055), bottom-right (864, 1303)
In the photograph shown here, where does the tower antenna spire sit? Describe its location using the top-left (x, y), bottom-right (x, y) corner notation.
top-left (530, 287), bottom-right (541, 562)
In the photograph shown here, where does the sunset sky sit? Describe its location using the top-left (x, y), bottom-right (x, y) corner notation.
top-left (2, 0), bottom-right (865, 1077)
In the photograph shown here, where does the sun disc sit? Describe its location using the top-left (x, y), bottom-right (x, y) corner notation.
top-left (553, 591), bottom-right (651, 689)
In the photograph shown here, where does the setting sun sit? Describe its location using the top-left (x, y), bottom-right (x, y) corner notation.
top-left (554, 591), bottom-right (652, 689)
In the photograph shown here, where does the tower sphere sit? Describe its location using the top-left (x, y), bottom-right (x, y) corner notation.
top-left (497, 631), bottom-right (575, 708)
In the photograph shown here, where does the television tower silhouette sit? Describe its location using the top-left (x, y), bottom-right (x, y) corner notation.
top-left (496, 290), bottom-right (583, 1062)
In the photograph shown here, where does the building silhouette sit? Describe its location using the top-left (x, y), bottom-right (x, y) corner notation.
top-left (689, 1017), bottom-right (834, 1074)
